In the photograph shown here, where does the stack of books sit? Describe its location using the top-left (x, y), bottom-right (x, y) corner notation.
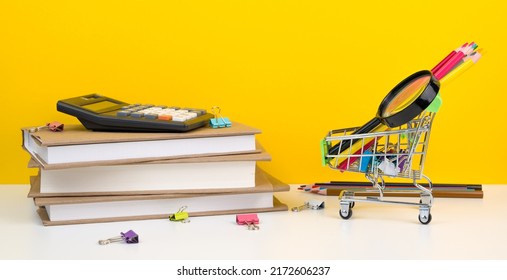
top-left (21, 122), bottom-right (289, 226)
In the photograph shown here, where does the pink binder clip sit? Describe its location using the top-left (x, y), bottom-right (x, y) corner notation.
top-left (236, 214), bottom-right (260, 230)
top-left (47, 121), bottom-right (64, 132)
top-left (29, 121), bottom-right (64, 133)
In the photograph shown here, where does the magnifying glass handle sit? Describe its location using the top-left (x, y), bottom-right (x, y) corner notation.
top-left (356, 117), bottom-right (381, 134)
top-left (328, 117), bottom-right (381, 155)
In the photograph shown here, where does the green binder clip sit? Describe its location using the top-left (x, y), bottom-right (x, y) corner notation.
top-left (169, 206), bottom-right (190, 223)
top-left (209, 106), bottom-right (232, 128)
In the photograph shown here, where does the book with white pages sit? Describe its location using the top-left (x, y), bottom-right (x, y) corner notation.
top-left (22, 122), bottom-right (260, 165)
top-left (30, 151), bottom-right (271, 195)
top-left (31, 170), bottom-right (290, 225)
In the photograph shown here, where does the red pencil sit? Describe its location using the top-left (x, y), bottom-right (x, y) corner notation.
top-left (434, 43), bottom-right (475, 80)
top-left (432, 42), bottom-right (468, 74)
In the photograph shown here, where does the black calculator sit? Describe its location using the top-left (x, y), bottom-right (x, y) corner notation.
top-left (57, 94), bottom-right (214, 132)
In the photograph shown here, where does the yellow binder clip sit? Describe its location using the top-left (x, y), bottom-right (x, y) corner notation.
top-left (169, 206), bottom-right (190, 223)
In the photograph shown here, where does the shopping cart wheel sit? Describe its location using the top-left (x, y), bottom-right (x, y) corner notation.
top-left (418, 213), bottom-right (432, 225)
top-left (339, 208), bottom-right (353, 219)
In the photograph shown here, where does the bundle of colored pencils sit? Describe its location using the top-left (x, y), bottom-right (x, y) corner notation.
top-left (432, 42), bottom-right (482, 86)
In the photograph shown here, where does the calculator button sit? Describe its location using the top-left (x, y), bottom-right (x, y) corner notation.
top-left (172, 115), bottom-right (186, 122)
top-left (191, 109), bottom-right (206, 116)
top-left (117, 111), bottom-right (131, 117)
top-left (144, 114), bottom-right (158, 119)
top-left (138, 108), bottom-right (155, 114)
top-left (130, 112), bottom-right (144, 118)
top-left (158, 115), bottom-right (172, 121)
top-left (183, 108), bottom-right (204, 115)
top-left (159, 109), bottom-right (175, 116)
top-left (174, 113), bottom-right (195, 121)
top-left (186, 112), bottom-right (198, 118)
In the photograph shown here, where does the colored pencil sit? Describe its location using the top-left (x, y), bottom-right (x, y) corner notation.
top-left (432, 42), bottom-right (468, 73)
top-left (439, 57), bottom-right (475, 86)
top-left (433, 43), bottom-right (476, 80)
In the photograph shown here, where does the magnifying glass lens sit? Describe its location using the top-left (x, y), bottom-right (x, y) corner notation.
top-left (328, 70), bottom-right (439, 156)
top-left (383, 75), bottom-right (431, 117)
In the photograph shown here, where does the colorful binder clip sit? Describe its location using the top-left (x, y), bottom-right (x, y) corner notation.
top-left (359, 150), bottom-right (373, 172)
top-left (209, 106), bottom-right (232, 128)
top-left (236, 213), bottom-right (260, 230)
top-left (377, 158), bottom-right (400, 176)
top-left (169, 206), bottom-right (190, 223)
top-left (98, 230), bottom-right (139, 245)
top-left (29, 121), bottom-right (64, 133)
top-left (291, 200), bottom-right (325, 212)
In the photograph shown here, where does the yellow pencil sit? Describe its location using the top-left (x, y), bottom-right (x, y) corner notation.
top-left (336, 123), bottom-right (389, 168)
top-left (439, 51), bottom-right (481, 86)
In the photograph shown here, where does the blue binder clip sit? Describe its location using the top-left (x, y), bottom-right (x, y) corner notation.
top-left (359, 150), bottom-right (373, 172)
top-left (209, 106), bottom-right (232, 128)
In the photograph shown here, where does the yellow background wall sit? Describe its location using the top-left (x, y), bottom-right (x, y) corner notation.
top-left (1, 1), bottom-right (506, 184)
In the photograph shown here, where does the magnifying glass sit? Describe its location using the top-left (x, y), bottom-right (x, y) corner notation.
top-left (328, 70), bottom-right (440, 156)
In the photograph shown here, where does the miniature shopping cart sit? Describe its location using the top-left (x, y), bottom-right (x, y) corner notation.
top-left (321, 111), bottom-right (435, 224)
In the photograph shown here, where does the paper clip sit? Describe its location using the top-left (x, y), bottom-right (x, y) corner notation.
top-left (236, 213), bottom-right (260, 230)
top-left (98, 230), bottom-right (139, 245)
top-left (29, 121), bottom-right (64, 133)
top-left (291, 200), bottom-right (325, 212)
top-left (209, 106), bottom-right (231, 128)
top-left (169, 206), bottom-right (190, 223)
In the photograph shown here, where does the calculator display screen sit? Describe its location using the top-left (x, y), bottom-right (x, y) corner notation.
top-left (81, 100), bottom-right (119, 112)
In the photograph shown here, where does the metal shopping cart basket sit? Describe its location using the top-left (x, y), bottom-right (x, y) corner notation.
top-left (321, 111), bottom-right (435, 224)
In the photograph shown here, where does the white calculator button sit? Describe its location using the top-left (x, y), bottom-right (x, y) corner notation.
top-left (186, 112), bottom-right (198, 119)
top-left (140, 108), bottom-right (156, 114)
top-left (172, 115), bottom-right (187, 122)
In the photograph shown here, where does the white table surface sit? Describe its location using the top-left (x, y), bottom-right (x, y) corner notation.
top-left (1, 184), bottom-right (506, 260)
